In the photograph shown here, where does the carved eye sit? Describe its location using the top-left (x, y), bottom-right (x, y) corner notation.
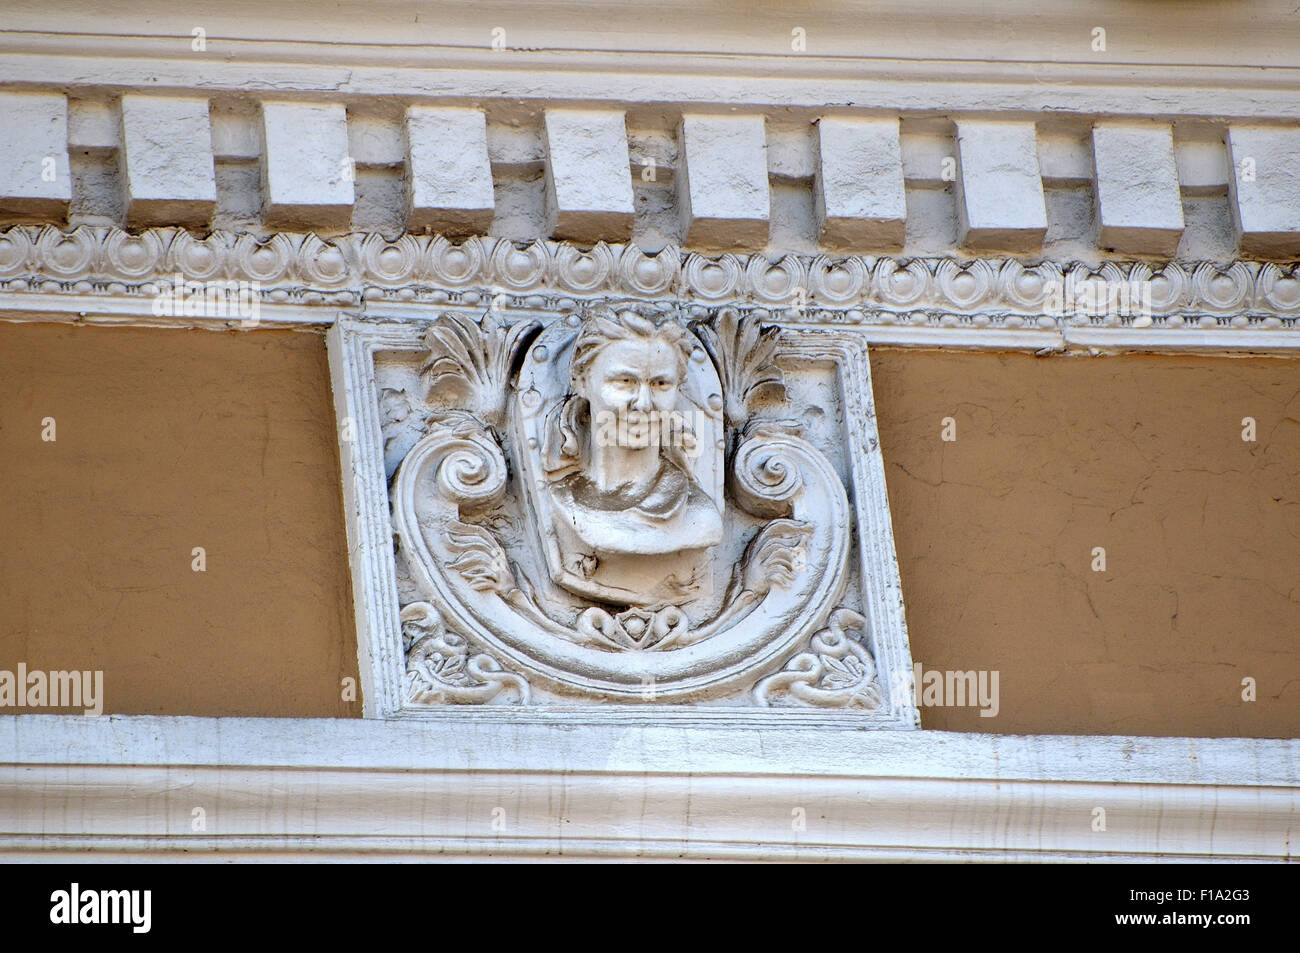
top-left (652, 378), bottom-right (673, 390)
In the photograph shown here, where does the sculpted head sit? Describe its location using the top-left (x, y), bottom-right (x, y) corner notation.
top-left (553, 308), bottom-right (698, 460)
top-left (571, 309), bottom-right (691, 413)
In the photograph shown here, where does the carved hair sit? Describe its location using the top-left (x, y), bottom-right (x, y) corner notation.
top-left (568, 307), bottom-right (695, 393)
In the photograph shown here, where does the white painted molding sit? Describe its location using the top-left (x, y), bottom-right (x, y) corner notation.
top-left (0, 292), bottom-right (336, 329)
top-left (1, 227), bottom-right (1299, 351)
top-left (4, 33), bottom-right (1300, 119)
top-left (3, 0), bottom-right (1299, 71)
top-left (6, 8), bottom-right (1300, 263)
top-left (326, 319), bottom-right (408, 714)
top-left (0, 715), bottom-right (1293, 860)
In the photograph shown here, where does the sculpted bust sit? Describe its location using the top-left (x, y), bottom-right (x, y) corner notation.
top-left (545, 309), bottom-right (723, 557)
top-left (512, 306), bottom-right (725, 606)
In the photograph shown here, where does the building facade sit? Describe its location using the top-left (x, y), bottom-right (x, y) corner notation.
top-left (0, 0), bottom-right (1297, 860)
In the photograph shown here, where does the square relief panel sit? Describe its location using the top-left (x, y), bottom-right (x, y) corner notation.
top-left (334, 299), bottom-right (918, 725)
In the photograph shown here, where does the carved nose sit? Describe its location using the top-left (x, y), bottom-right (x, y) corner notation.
top-left (632, 384), bottom-right (652, 411)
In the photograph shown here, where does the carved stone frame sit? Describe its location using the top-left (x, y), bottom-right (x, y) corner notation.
top-left (328, 303), bottom-right (920, 726)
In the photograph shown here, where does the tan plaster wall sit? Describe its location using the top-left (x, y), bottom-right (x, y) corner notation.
top-left (0, 322), bottom-right (361, 717)
top-left (2, 324), bottom-right (1295, 735)
top-left (870, 348), bottom-right (1300, 737)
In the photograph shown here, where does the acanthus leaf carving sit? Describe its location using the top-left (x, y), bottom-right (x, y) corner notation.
top-left (401, 601), bottom-right (530, 705)
top-left (691, 306), bottom-right (787, 430)
top-left (421, 310), bottom-right (541, 429)
top-left (753, 608), bottom-right (883, 709)
top-left (740, 518), bottom-right (814, 597)
top-left (445, 521), bottom-right (517, 595)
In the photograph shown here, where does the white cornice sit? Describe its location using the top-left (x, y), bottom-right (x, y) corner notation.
top-left (0, 715), bottom-right (1295, 860)
top-left (5, 0), bottom-right (1300, 121)
top-left (5, 44), bottom-right (1300, 120)
top-left (3, 0), bottom-right (1299, 69)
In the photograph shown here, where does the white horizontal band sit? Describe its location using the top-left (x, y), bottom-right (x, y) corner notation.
top-left (0, 715), bottom-right (1293, 861)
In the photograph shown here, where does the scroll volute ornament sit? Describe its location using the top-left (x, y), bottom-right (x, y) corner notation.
top-left (392, 302), bottom-right (879, 706)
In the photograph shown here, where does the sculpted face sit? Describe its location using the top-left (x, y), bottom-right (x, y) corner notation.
top-left (583, 337), bottom-right (681, 449)
top-left (519, 308), bottom-right (726, 604)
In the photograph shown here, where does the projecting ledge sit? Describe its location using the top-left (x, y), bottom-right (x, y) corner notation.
top-left (0, 715), bottom-right (1293, 861)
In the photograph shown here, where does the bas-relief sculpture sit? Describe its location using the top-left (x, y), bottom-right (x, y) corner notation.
top-left (533, 308), bottom-right (723, 606)
top-left (388, 301), bottom-right (900, 712)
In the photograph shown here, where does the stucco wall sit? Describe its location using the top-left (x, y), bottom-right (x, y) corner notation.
top-left (0, 322), bottom-right (360, 717)
top-left (871, 347), bottom-right (1300, 737)
top-left (2, 324), bottom-right (1296, 734)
